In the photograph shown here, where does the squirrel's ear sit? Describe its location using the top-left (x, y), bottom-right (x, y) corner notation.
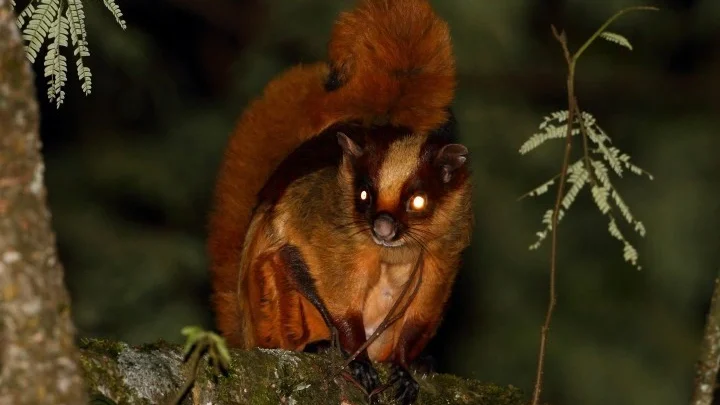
top-left (337, 132), bottom-right (364, 158)
top-left (434, 144), bottom-right (468, 183)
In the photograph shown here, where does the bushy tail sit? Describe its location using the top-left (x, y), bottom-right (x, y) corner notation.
top-left (324, 0), bottom-right (456, 133)
top-left (207, 0), bottom-right (456, 344)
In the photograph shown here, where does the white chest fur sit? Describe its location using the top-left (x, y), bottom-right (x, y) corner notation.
top-left (362, 261), bottom-right (415, 341)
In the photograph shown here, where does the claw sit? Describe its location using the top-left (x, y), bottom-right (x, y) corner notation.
top-left (389, 365), bottom-right (419, 405)
top-left (330, 326), bottom-right (341, 353)
top-left (347, 358), bottom-right (380, 395)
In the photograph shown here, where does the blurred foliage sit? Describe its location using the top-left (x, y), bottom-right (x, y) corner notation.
top-left (31, 1), bottom-right (720, 405)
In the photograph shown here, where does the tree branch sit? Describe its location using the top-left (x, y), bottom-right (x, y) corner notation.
top-left (690, 269), bottom-right (720, 405)
top-left (79, 338), bottom-right (529, 405)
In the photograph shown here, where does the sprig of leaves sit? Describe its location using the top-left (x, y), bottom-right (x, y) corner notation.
top-left (520, 110), bottom-right (653, 269)
top-left (180, 325), bottom-right (231, 374)
top-left (169, 326), bottom-right (231, 405)
top-left (522, 7), bottom-right (659, 405)
top-left (12, 0), bottom-right (127, 108)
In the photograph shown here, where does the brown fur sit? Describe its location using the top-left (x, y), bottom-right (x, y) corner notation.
top-left (226, 122), bottom-right (473, 364)
top-left (208, 0), bottom-right (459, 350)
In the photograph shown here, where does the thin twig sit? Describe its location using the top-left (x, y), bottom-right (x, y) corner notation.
top-left (572, 6), bottom-right (659, 69)
top-left (170, 341), bottom-right (207, 405)
top-left (575, 99), bottom-right (600, 189)
top-left (690, 269), bottom-right (720, 405)
top-left (531, 7), bottom-right (658, 404)
top-left (343, 252), bottom-right (424, 367)
top-left (531, 25), bottom-right (576, 405)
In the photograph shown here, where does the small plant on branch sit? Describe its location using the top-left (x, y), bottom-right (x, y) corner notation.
top-left (170, 326), bottom-right (231, 405)
top-left (11, 0), bottom-right (127, 108)
top-left (519, 6), bottom-right (659, 405)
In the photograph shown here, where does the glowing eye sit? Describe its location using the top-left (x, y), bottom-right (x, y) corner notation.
top-left (410, 195), bottom-right (426, 210)
top-left (360, 190), bottom-right (368, 201)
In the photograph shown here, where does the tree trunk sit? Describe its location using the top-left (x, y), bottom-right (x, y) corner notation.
top-left (79, 338), bottom-right (528, 405)
top-left (0, 1), bottom-right (88, 404)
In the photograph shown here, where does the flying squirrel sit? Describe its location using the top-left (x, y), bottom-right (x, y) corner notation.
top-left (207, 0), bottom-right (473, 403)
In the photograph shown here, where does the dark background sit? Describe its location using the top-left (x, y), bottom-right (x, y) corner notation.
top-left (29, 1), bottom-right (719, 404)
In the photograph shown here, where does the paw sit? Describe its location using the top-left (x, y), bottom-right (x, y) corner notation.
top-left (347, 358), bottom-right (380, 394)
top-left (389, 365), bottom-right (419, 405)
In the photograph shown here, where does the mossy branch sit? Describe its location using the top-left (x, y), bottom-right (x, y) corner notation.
top-left (78, 338), bottom-right (529, 405)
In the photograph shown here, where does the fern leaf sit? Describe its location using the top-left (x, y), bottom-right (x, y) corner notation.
top-left (520, 124), bottom-right (565, 154)
top-left (600, 31), bottom-right (633, 51)
top-left (67, 0), bottom-right (88, 49)
top-left (521, 110), bottom-right (585, 154)
top-left (23, 0), bottom-right (60, 63)
top-left (102, 0), bottom-right (127, 30)
top-left (529, 207), bottom-right (567, 250)
top-left (608, 218), bottom-right (641, 269)
top-left (520, 124), bottom-right (581, 155)
top-left (45, 13), bottom-right (69, 107)
top-left (609, 188), bottom-right (646, 237)
top-left (582, 113), bottom-right (611, 144)
top-left (591, 185), bottom-right (611, 214)
top-left (525, 177), bottom-right (556, 198)
top-left (66, 5), bottom-right (92, 95)
top-left (591, 160), bottom-right (611, 187)
top-left (561, 161), bottom-right (588, 210)
top-left (16, 2), bottom-right (36, 30)
top-left (617, 151), bottom-right (654, 180)
top-left (538, 110), bottom-right (569, 129)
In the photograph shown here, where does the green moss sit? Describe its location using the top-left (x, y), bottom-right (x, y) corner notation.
top-left (79, 338), bottom-right (128, 358)
top-left (80, 343), bottom-right (143, 405)
top-left (79, 339), bottom-right (531, 405)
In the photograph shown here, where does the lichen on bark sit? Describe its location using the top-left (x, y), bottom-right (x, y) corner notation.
top-left (79, 338), bottom-right (528, 405)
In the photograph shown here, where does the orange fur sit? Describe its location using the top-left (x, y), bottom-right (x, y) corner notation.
top-left (208, 0), bottom-right (458, 350)
top-left (322, 0), bottom-right (455, 133)
top-left (208, 63), bottom-right (332, 346)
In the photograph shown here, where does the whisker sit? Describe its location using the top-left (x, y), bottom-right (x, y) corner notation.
top-left (406, 231), bottom-right (441, 268)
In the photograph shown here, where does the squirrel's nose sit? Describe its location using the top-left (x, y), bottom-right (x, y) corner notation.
top-left (372, 214), bottom-right (397, 241)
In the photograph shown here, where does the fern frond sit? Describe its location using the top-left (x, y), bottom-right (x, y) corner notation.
top-left (608, 218), bottom-right (641, 269)
top-left (582, 111), bottom-right (653, 181)
top-left (527, 160), bottom-right (585, 250)
top-left (45, 12), bottom-right (69, 108)
top-left (524, 177), bottom-right (557, 199)
top-left (600, 31), bottom-right (633, 51)
top-left (520, 110), bottom-right (591, 155)
top-left (15, 0), bottom-right (127, 105)
top-left (66, 5), bottom-right (92, 95)
top-left (591, 185), bottom-right (611, 214)
top-left (102, 0), bottom-right (127, 30)
top-left (561, 161), bottom-right (588, 210)
top-left (529, 208), bottom-right (566, 250)
top-left (616, 150), bottom-right (655, 180)
top-left (589, 159), bottom-right (646, 269)
top-left (66, 0), bottom-right (88, 48)
top-left (23, 0), bottom-right (60, 63)
top-left (538, 110), bottom-right (570, 129)
top-left (16, 2), bottom-right (36, 30)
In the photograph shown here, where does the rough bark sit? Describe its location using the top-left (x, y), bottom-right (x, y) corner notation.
top-left (79, 338), bottom-right (527, 405)
top-left (690, 270), bottom-right (720, 405)
top-left (0, 1), bottom-right (88, 403)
